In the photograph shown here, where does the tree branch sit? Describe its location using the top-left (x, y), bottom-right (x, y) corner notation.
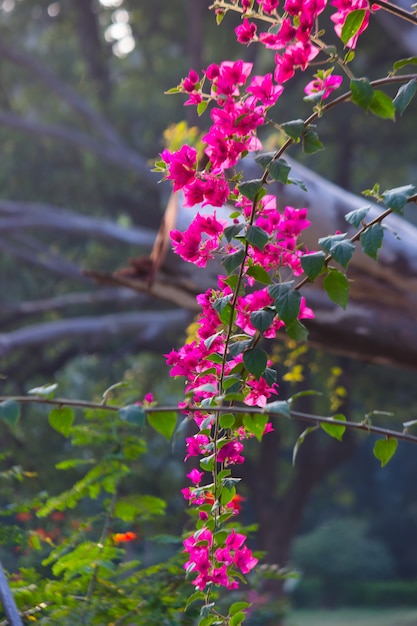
top-left (0, 310), bottom-right (191, 358)
top-left (0, 38), bottom-right (118, 144)
top-left (0, 112), bottom-right (157, 187)
top-left (0, 199), bottom-right (157, 247)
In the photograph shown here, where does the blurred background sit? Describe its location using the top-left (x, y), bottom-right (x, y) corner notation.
top-left (1, 1), bottom-right (417, 624)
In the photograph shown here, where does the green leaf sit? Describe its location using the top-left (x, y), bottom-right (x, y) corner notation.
top-left (350, 77), bottom-right (374, 109)
top-left (220, 485), bottom-right (236, 505)
top-left (369, 90), bottom-right (396, 120)
top-left (220, 414), bottom-right (236, 429)
top-left (345, 205), bottom-right (371, 228)
top-left (302, 129), bottom-right (324, 154)
top-left (268, 159), bottom-right (291, 184)
top-left (243, 347), bottom-right (267, 379)
top-left (243, 413), bottom-right (268, 441)
top-left (245, 225), bottom-right (269, 250)
top-left (286, 319), bottom-right (309, 342)
top-left (382, 184), bottom-right (416, 214)
top-left (293, 426), bottom-right (318, 465)
top-left (255, 152), bottom-right (275, 169)
top-left (230, 612), bottom-right (246, 626)
top-left (393, 79), bottom-right (417, 116)
top-left (300, 251), bottom-right (326, 281)
top-left (0, 400), bottom-right (20, 426)
top-left (321, 414), bottom-right (346, 441)
top-left (264, 400), bottom-right (291, 419)
top-left (246, 264), bottom-right (271, 284)
top-left (28, 383), bottom-right (58, 398)
top-left (392, 56), bottom-right (417, 73)
top-left (197, 100), bottom-right (208, 116)
top-left (147, 410), bottom-right (177, 441)
top-left (48, 407), bottom-right (74, 438)
top-left (228, 339), bottom-right (253, 357)
top-left (268, 282), bottom-right (301, 325)
top-left (185, 591), bottom-right (205, 611)
top-left (223, 248), bottom-right (245, 274)
top-left (373, 437), bottom-right (398, 467)
top-left (318, 233), bottom-right (354, 269)
top-left (118, 404), bottom-right (146, 426)
top-left (323, 270), bottom-right (349, 309)
top-left (223, 224), bottom-right (244, 242)
top-left (114, 495), bottom-right (166, 521)
top-left (229, 602), bottom-right (251, 616)
top-left (213, 294), bottom-right (234, 325)
top-left (250, 308), bottom-right (275, 333)
top-left (238, 179), bottom-right (265, 201)
top-left (341, 9), bottom-right (366, 45)
top-left (281, 119), bottom-right (304, 141)
top-left (360, 223), bottom-right (384, 260)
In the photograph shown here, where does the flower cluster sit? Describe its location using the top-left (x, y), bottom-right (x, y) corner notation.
top-left (157, 0), bottom-right (373, 608)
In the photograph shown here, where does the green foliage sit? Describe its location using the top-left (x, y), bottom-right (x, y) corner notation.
top-left (323, 269), bottom-right (350, 309)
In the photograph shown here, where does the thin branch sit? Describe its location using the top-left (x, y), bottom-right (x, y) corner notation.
top-left (0, 310), bottom-right (191, 357)
top-left (1, 398), bottom-right (416, 446)
top-left (0, 289), bottom-right (146, 317)
top-left (372, 0), bottom-right (417, 25)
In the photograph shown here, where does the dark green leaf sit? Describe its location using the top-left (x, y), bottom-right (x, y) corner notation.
top-left (250, 308), bottom-right (275, 333)
top-left (264, 400), bottom-right (291, 419)
top-left (118, 404), bottom-right (146, 426)
top-left (268, 159), bottom-right (291, 184)
top-left (360, 223), bottom-right (384, 260)
top-left (393, 79), bottom-right (417, 116)
top-left (243, 347), bottom-right (267, 379)
top-left (392, 56), bottom-right (417, 72)
top-left (228, 339), bottom-right (253, 357)
top-left (341, 9), bottom-right (366, 45)
top-left (223, 224), bottom-right (244, 242)
top-left (238, 179), bottom-right (265, 201)
top-left (0, 400), bottom-right (20, 426)
top-left (318, 233), bottom-right (354, 269)
top-left (245, 225), bottom-right (269, 250)
top-left (300, 251), bottom-right (326, 280)
top-left (264, 367), bottom-right (277, 386)
top-left (286, 319), bottom-right (309, 342)
top-left (288, 177), bottom-right (308, 192)
top-left (281, 119), bottom-right (305, 141)
top-left (147, 411), bottom-right (177, 441)
top-left (223, 248), bottom-right (245, 274)
top-left (185, 591), bottom-right (205, 611)
top-left (369, 90), bottom-right (396, 120)
top-left (243, 413), bottom-right (268, 441)
top-left (345, 205), bottom-right (371, 228)
top-left (213, 294), bottom-right (234, 325)
top-left (382, 184), bottom-right (416, 214)
top-left (323, 269), bottom-right (349, 309)
top-left (48, 406), bottom-right (74, 438)
top-left (255, 152), bottom-right (275, 169)
top-left (302, 129), bottom-right (324, 154)
top-left (246, 264), bottom-right (272, 284)
top-left (373, 437), bottom-right (398, 467)
top-left (268, 281), bottom-right (301, 325)
top-left (350, 77), bottom-right (374, 109)
top-left (321, 414), bottom-right (346, 441)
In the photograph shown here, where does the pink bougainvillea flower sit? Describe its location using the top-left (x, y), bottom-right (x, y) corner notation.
top-left (161, 145), bottom-right (198, 192)
top-left (235, 18), bottom-right (257, 44)
top-left (304, 73), bottom-right (343, 99)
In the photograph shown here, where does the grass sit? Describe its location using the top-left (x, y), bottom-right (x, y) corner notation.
top-left (284, 608), bottom-right (417, 626)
